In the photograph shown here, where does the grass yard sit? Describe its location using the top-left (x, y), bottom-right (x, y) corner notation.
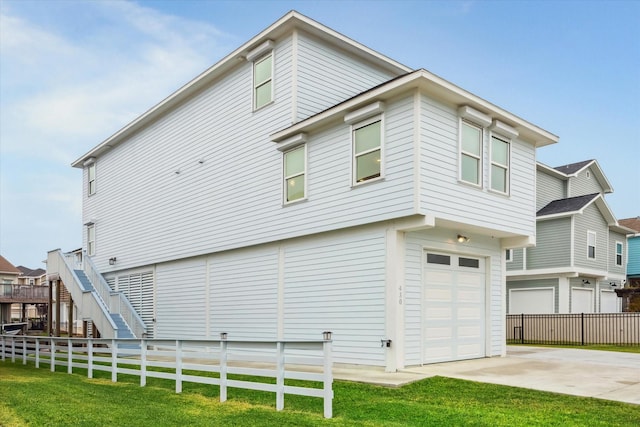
top-left (1, 361), bottom-right (639, 426)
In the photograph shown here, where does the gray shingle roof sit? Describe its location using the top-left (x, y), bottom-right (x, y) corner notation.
top-left (553, 159), bottom-right (594, 175)
top-left (537, 193), bottom-right (599, 217)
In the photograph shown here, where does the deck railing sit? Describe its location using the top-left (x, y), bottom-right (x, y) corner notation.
top-left (506, 313), bottom-right (640, 346)
top-left (0, 284), bottom-right (48, 303)
top-left (0, 333), bottom-right (334, 418)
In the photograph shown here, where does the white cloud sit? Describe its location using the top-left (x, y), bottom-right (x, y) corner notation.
top-left (0, 0), bottom-right (234, 267)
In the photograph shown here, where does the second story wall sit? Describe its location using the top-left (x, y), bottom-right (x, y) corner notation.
top-left (527, 217), bottom-right (571, 269)
top-left (536, 169), bottom-right (565, 211)
top-left (568, 166), bottom-right (605, 197)
top-left (628, 236), bottom-right (640, 276)
top-left (573, 203), bottom-right (608, 270)
top-left (419, 95), bottom-right (537, 237)
top-left (608, 230), bottom-right (627, 276)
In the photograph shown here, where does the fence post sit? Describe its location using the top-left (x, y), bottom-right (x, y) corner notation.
top-left (51, 339), bottom-right (56, 372)
top-left (521, 313), bottom-right (525, 344)
top-left (276, 341), bottom-right (285, 411)
top-left (322, 331), bottom-right (333, 419)
top-left (68, 338), bottom-right (73, 374)
top-left (111, 339), bottom-right (117, 382)
top-left (22, 337), bottom-right (27, 365)
top-left (1, 336), bottom-right (5, 361)
top-left (11, 337), bottom-right (15, 363)
top-left (88, 339), bottom-right (93, 379)
top-left (140, 339), bottom-right (147, 387)
top-left (35, 339), bottom-right (40, 368)
top-left (220, 333), bottom-right (228, 403)
top-left (581, 313), bottom-right (585, 346)
top-left (176, 340), bottom-right (182, 393)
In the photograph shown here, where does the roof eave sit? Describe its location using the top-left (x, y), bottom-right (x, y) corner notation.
top-left (271, 69), bottom-right (559, 147)
top-left (71, 10), bottom-right (412, 168)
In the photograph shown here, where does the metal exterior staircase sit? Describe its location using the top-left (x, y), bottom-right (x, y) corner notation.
top-left (46, 249), bottom-right (146, 339)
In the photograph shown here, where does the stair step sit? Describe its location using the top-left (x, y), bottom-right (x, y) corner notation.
top-left (74, 270), bottom-right (95, 292)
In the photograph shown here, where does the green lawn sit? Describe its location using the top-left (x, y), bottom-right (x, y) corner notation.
top-left (1, 361), bottom-right (639, 426)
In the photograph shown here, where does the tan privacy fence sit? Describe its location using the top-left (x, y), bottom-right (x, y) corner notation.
top-left (507, 313), bottom-right (640, 346)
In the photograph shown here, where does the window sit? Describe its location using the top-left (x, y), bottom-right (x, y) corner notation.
top-left (353, 119), bottom-right (382, 184)
top-left (459, 257), bottom-right (480, 268)
top-left (616, 242), bottom-right (623, 266)
top-left (490, 135), bottom-right (510, 193)
top-left (253, 53), bottom-right (272, 109)
top-left (88, 163), bottom-right (96, 195)
top-left (460, 121), bottom-right (482, 185)
top-left (587, 231), bottom-right (596, 259)
top-left (87, 224), bottom-right (95, 256)
top-left (427, 253), bottom-right (451, 265)
top-left (506, 249), bottom-right (513, 262)
top-left (283, 145), bottom-right (305, 203)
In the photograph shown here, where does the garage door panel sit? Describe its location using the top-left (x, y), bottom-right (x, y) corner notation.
top-left (424, 252), bottom-right (485, 364)
top-left (509, 288), bottom-right (554, 314)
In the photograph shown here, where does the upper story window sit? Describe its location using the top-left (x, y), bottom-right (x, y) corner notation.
top-left (353, 118), bottom-right (382, 184)
top-left (490, 135), bottom-right (510, 193)
top-left (616, 241), bottom-right (623, 266)
top-left (460, 121), bottom-right (482, 186)
top-left (506, 249), bottom-right (513, 262)
top-left (587, 231), bottom-right (596, 259)
top-left (283, 145), bottom-right (306, 203)
top-left (88, 162), bottom-right (96, 195)
top-left (253, 53), bottom-right (273, 109)
top-left (87, 224), bottom-right (96, 256)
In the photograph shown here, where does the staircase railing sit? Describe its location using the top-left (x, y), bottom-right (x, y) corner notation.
top-left (47, 249), bottom-right (117, 338)
top-left (79, 252), bottom-right (147, 339)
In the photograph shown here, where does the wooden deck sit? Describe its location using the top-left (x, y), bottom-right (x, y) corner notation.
top-left (0, 285), bottom-right (48, 304)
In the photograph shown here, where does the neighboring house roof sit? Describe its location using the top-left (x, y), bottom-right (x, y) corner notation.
top-left (620, 217), bottom-right (640, 233)
top-left (71, 10), bottom-right (412, 168)
top-left (0, 255), bottom-right (21, 275)
top-left (537, 193), bottom-right (599, 217)
top-left (537, 193), bottom-right (631, 235)
top-left (553, 159), bottom-right (594, 175)
top-left (271, 68), bottom-right (558, 148)
top-left (17, 266), bottom-right (46, 277)
top-left (542, 159), bottom-right (613, 194)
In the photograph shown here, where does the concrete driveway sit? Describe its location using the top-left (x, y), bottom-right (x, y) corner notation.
top-left (333, 346), bottom-right (640, 405)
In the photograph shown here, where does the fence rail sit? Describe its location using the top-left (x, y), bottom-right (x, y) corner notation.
top-left (0, 334), bottom-right (334, 418)
top-left (507, 313), bottom-right (640, 346)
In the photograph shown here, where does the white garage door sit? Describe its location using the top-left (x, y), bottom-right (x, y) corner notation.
top-left (509, 288), bottom-right (554, 314)
top-left (571, 288), bottom-right (594, 313)
top-left (600, 290), bottom-right (619, 313)
top-left (423, 252), bottom-right (485, 364)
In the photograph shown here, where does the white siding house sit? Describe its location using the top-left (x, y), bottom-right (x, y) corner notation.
top-left (47, 11), bottom-right (558, 371)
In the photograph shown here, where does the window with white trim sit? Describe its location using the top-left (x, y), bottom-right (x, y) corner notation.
top-left (490, 135), bottom-right (510, 193)
top-left (283, 145), bottom-right (306, 203)
top-left (587, 231), bottom-right (596, 259)
top-left (616, 241), bottom-right (623, 266)
top-left (88, 162), bottom-right (96, 195)
top-left (506, 249), bottom-right (513, 262)
top-left (353, 118), bottom-right (382, 184)
top-left (87, 224), bottom-right (95, 256)
top-left (253, 53), bottom-right (273, 109)
top-left (460, 121), bottom-right (482, 185)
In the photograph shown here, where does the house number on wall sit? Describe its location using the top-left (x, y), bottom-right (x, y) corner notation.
top-left (398, 285), bottom-right (403, 305)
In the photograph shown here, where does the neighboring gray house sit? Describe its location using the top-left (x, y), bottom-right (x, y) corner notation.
top-left (46, 11), bottom-right (558, 371)
top-left (506, 160), bottom-right (630, 314)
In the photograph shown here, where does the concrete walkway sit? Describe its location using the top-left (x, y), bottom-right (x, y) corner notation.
top-left (332, 346), bottom-right (640, 405)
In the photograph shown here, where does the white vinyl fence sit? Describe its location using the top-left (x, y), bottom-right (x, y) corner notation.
top-left (0, 333), bottom-right (334, 418)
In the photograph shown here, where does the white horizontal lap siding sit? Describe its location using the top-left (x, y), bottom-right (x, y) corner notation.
top-left (295, 32), bottom-right (398, 121)
top-left (537, 170), bottom-right (565, 211)
top-left (283, 229), bottom-right (386, 365)
top-left (404, 228), bottom-right (503, 365)
top-left (89, 38), bottom-right (293, 271)
top-left (209, 247), bottom-right (278, 340)
top-left (419, 95), bottom-right (536, 236)
top-left (527, 218), bottom-right (571, 269)
top-left (156, 258), bottom-right (206, 339)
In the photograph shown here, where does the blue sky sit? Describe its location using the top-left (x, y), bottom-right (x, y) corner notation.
top-left (1, 0), bottom-right (639, 268)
